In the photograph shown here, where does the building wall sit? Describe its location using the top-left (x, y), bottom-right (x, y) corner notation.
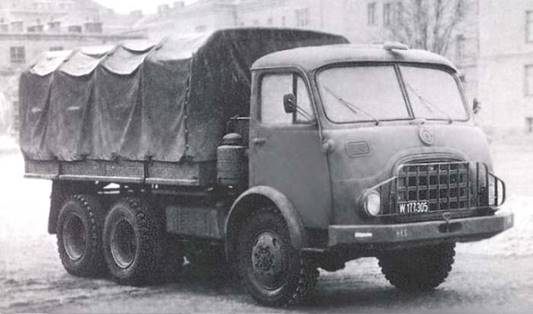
top-left (476, 0), bottom-right (533, 132)
top-left (235, 0), bottom-right (364, 41)
top-left (127, 0), bottom-right (237, 40)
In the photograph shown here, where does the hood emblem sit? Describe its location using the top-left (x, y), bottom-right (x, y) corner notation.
top-left (418, 127), bottom-right (434, 146)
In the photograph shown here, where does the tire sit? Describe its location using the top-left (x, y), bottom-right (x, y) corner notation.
top-left (56, 194), bottom-right (105, 277)
top-left (103, 197), bottom-right (164, 286)
top-left (378, 242), bottom-right (456, 292)
top-left (236, 207), bottom-right (318, 307)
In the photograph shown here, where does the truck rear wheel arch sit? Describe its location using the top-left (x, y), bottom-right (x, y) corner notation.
top-left (225, 186), bottom-right (307, 262)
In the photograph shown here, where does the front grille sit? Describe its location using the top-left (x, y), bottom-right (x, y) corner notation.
top-left (369, 161), bottom-right (505, 218)
top-left (397, 162), bottom-right (471, 212)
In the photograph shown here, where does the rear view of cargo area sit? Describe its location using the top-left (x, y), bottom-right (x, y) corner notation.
top-left (19, 28), bottom-right (347, 186)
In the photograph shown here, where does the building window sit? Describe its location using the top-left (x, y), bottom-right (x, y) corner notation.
top-left (68, 25), bottom-right (82, 33)
top-left (48, 21), bottom-right (61, 32)
top-left (295, 8), bottom-right (310, 27)
top-left (267, 17), bottom-right (273, 25)
top-left (49, 46), bottom-right (64, 51)
top-left (394, 2), bottom-right (404, 24)
top-left (27, 25), bottom-right (44, 33)
top-left (526, 65), bottom-right (533, 96)
top-left (11, 21), bottom-right (23, 32)
top-left (383, 2), bottom-right (392, 26)
top-left (455, 34), bottom-right (466, 65)
top-left (84, 22), bottom-right (102, 34)
top-left (368, 2), bottom-right (377, 26)
top-left (527, 11), bottom-right (533, 43)
top-left (281, 16), bottom-right (286, 26)
top-left (10, 46), bottom-right (25, 64)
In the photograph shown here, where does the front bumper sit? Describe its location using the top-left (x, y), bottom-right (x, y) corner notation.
top-left (328, 211), bottom-right (513, 247)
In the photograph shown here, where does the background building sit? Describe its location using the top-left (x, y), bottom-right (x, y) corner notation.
top-left (0, 0), bottom-right (143, 134)
top-left (125, 0), bottom-right (237, 39)
top-left (128, 0), bottom-right (533, 132)
top-left (476, 0), bottom-right (533, 132)
top-left (1, 0), bottom-right (530, 134)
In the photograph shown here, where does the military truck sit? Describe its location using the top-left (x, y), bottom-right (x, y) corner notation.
top-left (20, 28), bottom-right (513, 307)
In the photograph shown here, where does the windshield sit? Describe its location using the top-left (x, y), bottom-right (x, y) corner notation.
top-left (317, 65), bottom-right (468, 123)
top-left (401, 66), bottom-right (467, 120)
top-left (317, 66), bottom-right (410, 123)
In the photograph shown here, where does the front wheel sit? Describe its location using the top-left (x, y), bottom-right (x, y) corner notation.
top-left (236, 207), bottom-right (318, 307)
top-left (378, 242), bottom-right (456, 292)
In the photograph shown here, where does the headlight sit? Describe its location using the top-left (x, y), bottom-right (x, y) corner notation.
top-left (362, 190), bottom-right (381, 217)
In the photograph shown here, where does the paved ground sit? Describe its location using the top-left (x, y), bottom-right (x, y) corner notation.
top-left (1, 135), bottom-right (532, 313)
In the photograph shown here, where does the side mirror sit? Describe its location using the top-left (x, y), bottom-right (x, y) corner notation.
top-left (473, 98), bottom-right (481, 114)
top-left (283, 93), bottom-right (297, 114)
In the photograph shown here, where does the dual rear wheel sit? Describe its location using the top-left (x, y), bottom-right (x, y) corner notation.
top-left (56, 195), bottom-right (105, 277)
top-left (56, 195), bottom-right (183, 285)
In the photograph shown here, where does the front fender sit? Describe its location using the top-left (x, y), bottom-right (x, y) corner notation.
top-left (225, 186), bottom-right (307, 259)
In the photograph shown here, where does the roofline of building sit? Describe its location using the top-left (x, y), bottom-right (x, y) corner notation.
top-left (0, 32), bottom-right (144, 41)
top-left (238, 0), bottom-right (288, 11)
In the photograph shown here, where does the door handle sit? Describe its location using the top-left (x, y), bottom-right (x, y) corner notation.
top-left (252, 137), bottom-right (267, 146)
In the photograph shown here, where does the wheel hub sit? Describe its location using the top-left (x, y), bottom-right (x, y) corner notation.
top-left (63, 214), bottom-right (87, 261)
top-left (251, 232), bottom-right (284, 289)
top-left (110, 219), bottom-right (137, 269)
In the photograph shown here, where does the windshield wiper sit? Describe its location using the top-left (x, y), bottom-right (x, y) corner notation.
top-left (405, 82), bottom-right (453, 124)
top-left (323, 86), bottom-right (380, 125)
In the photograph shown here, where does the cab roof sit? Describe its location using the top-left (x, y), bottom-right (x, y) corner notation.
top-left (252, 44), bottom-right (458, 72)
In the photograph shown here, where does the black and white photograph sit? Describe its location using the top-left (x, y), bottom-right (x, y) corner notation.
top-left (0, 0), bottom-right (531, 313)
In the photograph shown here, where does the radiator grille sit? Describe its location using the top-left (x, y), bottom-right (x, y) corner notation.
top-left (397, 162), bottom-right (471, 211)
top-left (369, 161), bottom-right (505, 219)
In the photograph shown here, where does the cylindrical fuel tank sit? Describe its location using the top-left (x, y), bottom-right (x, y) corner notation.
top-left (217, 133), bottom-right (246, 186)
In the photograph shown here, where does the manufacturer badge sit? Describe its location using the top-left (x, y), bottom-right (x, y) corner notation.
top-left (418, 127), bottom-right (434, 146)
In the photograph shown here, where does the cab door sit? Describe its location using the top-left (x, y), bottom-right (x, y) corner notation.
top-left (249, 70), bottom-right (332, 229)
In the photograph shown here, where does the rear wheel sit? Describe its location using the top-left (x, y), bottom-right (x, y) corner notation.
top-left (56, 194), bottom-right (105, 277)
top-left (103, 197), bottom-right (165, 286)
top-left (236, 207), bottom-right (318, 307)
top-left (378, 242), bottom-right (456, 292)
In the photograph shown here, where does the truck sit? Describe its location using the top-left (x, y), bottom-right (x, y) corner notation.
top-left (20, 28), bottom-right (513, 307)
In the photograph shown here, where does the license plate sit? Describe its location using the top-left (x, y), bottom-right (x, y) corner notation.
top-left (398, 201), bottom-right (429, 214)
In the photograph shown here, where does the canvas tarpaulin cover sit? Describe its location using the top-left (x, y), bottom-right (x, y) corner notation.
top-left (19, 28), bottom-right (348, 163)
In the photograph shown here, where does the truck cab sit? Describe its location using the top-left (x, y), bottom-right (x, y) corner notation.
top-left (244, 42), bottom-right (512, 241)
top-left (225, 43), bottom-right (513, 305)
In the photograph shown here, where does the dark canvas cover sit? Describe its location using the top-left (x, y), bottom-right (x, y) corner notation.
top-left (19, 28), bottom-right (348, 163)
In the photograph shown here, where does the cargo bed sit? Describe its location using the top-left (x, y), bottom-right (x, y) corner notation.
top-left (19, 28), bottom-right (348, 186)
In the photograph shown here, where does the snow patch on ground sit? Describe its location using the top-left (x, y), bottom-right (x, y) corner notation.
top-left (458, 136), bottom-right (533, 257)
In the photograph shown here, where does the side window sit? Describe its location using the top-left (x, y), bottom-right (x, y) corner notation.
top-left (260, 73), bottom-right (315, 125)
